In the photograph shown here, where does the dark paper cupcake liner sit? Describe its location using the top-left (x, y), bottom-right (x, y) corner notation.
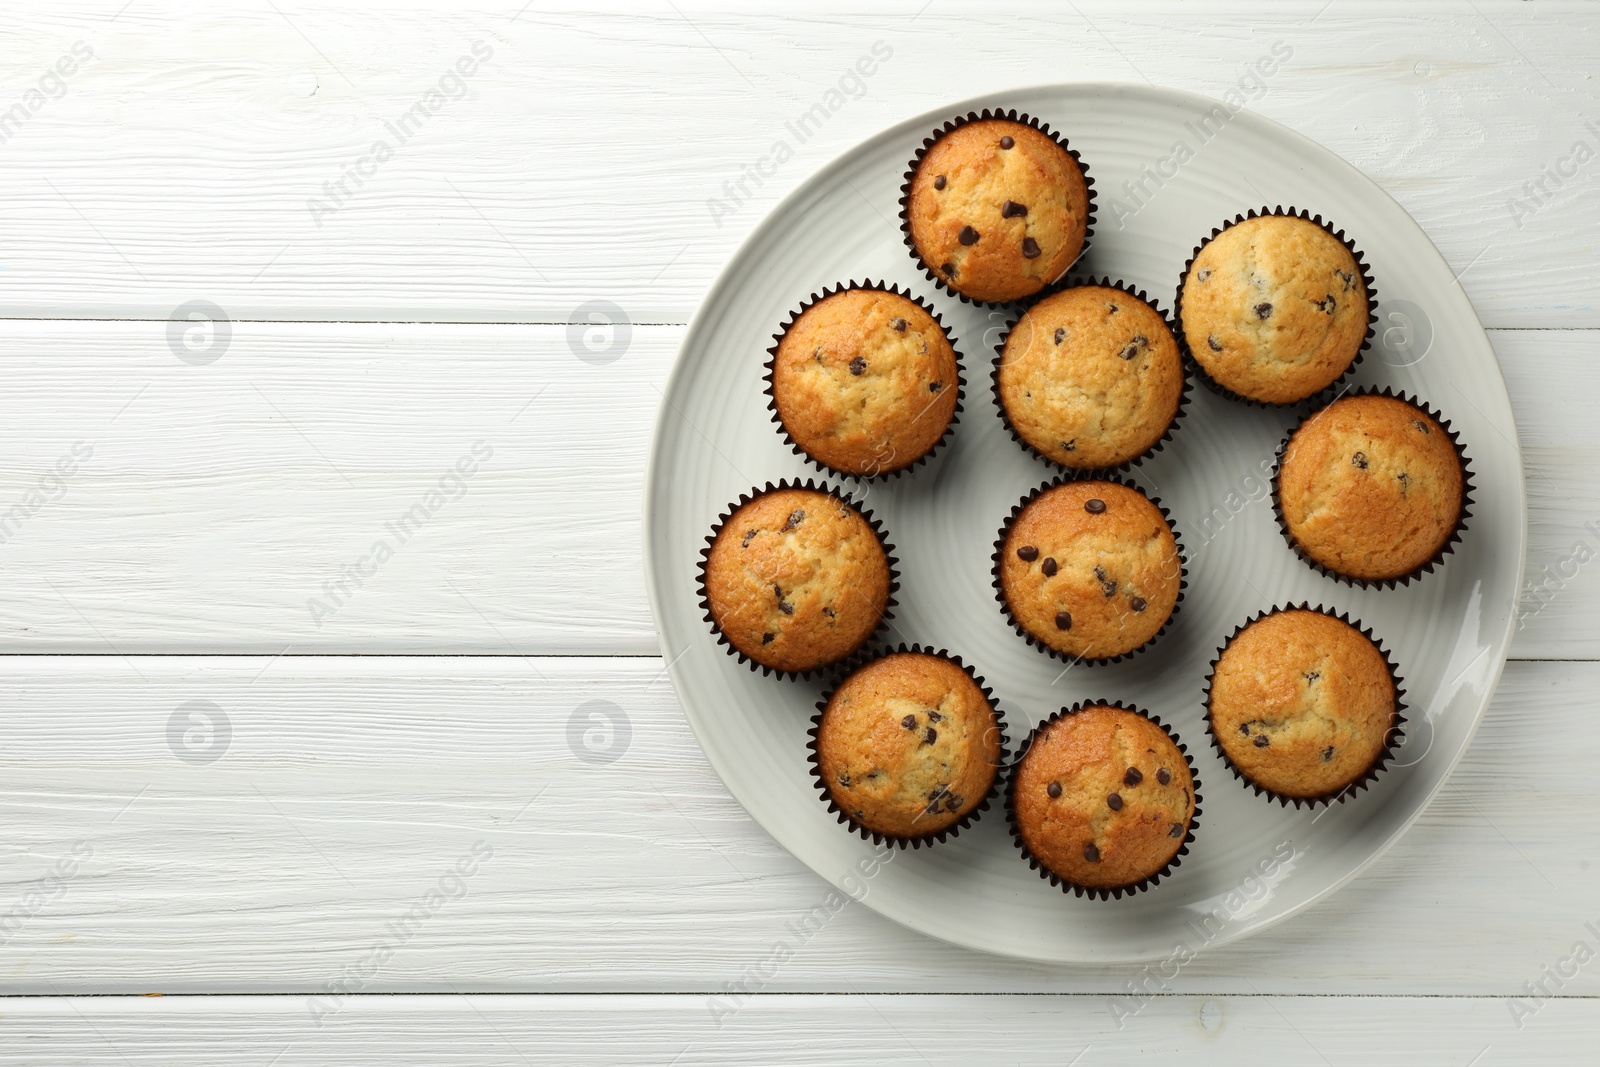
top-left (898, 108), bottom-right (1097, 309)
top-left (991, 275), bottom-right (1193, 476)
top-left (991, 472), bottom-right (1187, 667)
top-left (1005, 700), bottom-right (1200, 900)
top-left (698, 478), bottom-right (900, 681)
top-left (1270, 387), bottom-right (1474, 589)
top-left (807, 643), bottom-right (1010, 849)
top-left (1172, 206), bottom-right (1378, 408)
top-left (1201, 603), bottom-right (1408, 808)
top-left (763, 279), bottom-right (964, 481)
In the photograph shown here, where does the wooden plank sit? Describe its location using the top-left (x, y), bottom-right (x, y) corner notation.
top-left (0, 993), bottom-right (1594, 1064)
top-left (0, 655), bottom-right (1594, 995)
top-left (0, 322), bottom-right (1589, 656)
top-left (0, 6), bottom-right (1593, 325)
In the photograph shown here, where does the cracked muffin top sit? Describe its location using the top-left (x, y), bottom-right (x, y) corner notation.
top-left (905, 118), bottom-right (1089, 304)
top-left (770, 288), bottom-right (959, 477)
top-left (1277, 394), bottom-right (1464, 582)
top-left (703, 488), bottom-right (890, 673)
top-left (999, 480), bottom-right (1181, 661)
top-left (1178, 214), bottom-right (1369, 404)
top-left (1208, 609), bottom-right (1397, 799)
top-left (996, 284), bottom-right (1184, 470)
top-left (815, 652), bottom-right (1002, 839)
top-left (1011, 704), bottom-right (1195, 891)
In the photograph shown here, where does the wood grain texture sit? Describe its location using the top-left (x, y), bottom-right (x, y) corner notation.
top-left (0, 5), bottom-right (1592, 325)
top-left (0, 655), bottom-right (1594, 995)
top-left (1, 993), bottom-right (1594, 1065)
top-left (0, 323), bottom-right (1589, 656)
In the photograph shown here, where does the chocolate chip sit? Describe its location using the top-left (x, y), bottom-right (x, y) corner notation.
top-left (1168, 824), bottom-right (1184, 838)
top-left (999, 135), bottom-right (1014, 149)
top-left (1053, 327), bottom-right (1066, 344)
top-left (1055, 611), bottom-right (1072, 630)
top-left (924, 727), bottom-right (938, 745)
top-left (822, 607), bottom-right (836, 619)
top-left (999, 200), bottom-right (1028, 219)
top-left (1021, 237), bottom-right (1041, 259)
top-left (1106, 302), bottom-right (1119, 314)
top-left (928, 711), bottom-right (942, 722)
top-left (1062, 440), bottom-right (1075, 451)
top-left (1322, 746), bottom-right (1335, 762)
top-left (945, 793), bottom-right (961, 812)
top-left (1119, 341), bottom-right (1140, 360)
top-left (1130, 596), bottom-right (1147, 612)
top-left (1352, 451), bottom-right (1368, 469)
top-left (1413, 419), bottom-right (1431, 434)
top-left (1397, 471), bottom-right (1410, 494)
top-left (1047, 781), bottom-right (1062, 798)
top-left (929, 382), bottom-right (942, 392)
top-left (778, 600), bottom-right (794, 615)
top-left (1318, 293), bottom-right (1336, 314)
top-left (890, 316), bottom-right (907, 332)
top-left (783, 509), bottom-right (805, 530)
top-left (1156, 768), bottom-right (1171, 786)
top-left (849, 356), bottom-right (866, 376)
top-left (1017, 545), bottom-right (1039, 562)
top-left (1085, 498), bottom-right (1106, 514)
top-left (1304, 670), bottom-right (1320, 682)
top-left (1124, 767), bottom-right (1143, 787)
top-left (762, 632), bottom-right (775, 644)
top-left (837, 773), bottom-right (851, 787)
top-left (1094, 566), bottom-right (1115, 597)
top-left (1254, 302), bottom-right (1273, 319)
top-left (941, 262), bottom-right (957, 277)
top-left (1196, 268), bottom-right (1212, 281)
top-left (741, 529), bottom-right (759, 547)
top-left (1335, 268), bottom-right (1353, 290)
top-left (1041, 557), bottom-right (1058, 577)
top-left (933, 175), bottom-right (947, 190)
top-left (1207, 335), bottom-right (1222, 352)
top-left (1083, 843), bottom-right (1100, 862)
top-left (1254, 734), bottom-right (1270, 748)
top-left (959, 225), bottom-right (979, 246)
top-left (1107, 793), bottom-right (1123, 811)
top-left (902, 715), bottom-right (916, 729)
top-left (1239, 723), bottom-right (1250, 736)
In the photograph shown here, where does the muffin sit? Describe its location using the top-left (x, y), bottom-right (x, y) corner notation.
top-left (1206, 608), bottom-right (1401, 803)
top-left (1010, 703), bottom-right (1196, 895)
top-left (1275, 392), bottom-right (1467, 584)
top-left (902, 114), bottom-right (1091, 304)
top-left (996, 479), bottom-right (1183, 662)
top-left (701, 484), bottom-right (893, 675)
top-left (768, 284), bottom-right (960, 478)
top-left (995, 282), bottom-right (1185, 470)
top-left (812, 648), bottom-right (1004, 842)
top-left (1177, 211), bottom-right (1371, 404)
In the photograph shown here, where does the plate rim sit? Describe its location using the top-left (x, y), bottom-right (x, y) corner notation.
top-left (642, 80), bottom-right (1528, 963)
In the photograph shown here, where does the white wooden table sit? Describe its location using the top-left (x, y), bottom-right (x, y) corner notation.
top-left (1, 2), bottom-right (1596, 1062)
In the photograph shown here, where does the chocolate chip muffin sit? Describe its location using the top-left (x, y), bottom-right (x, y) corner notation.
top-left (1276, 392), bottom-right (1466, 584)
top-left (1010, 703), bottom-right (1196, 895)
top-left (1207, 608), bottom-right (1400, 802)
top-left (1177, 211), bottom-right (1371, 404)
top-left (812, 649), bottom-right (1004, 842)
top-left (997, 479), bottom-right (1183, 662)
top-left (903, 115), bottom-right (1090, 304)
top-left (995, 283), bottom-right (1185, 470)
top-left (768, 285), bottom-right (960, 478)
top-left (701, 485), bottom-right (892, 675)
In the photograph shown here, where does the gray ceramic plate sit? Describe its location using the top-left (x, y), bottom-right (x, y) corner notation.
top-left (643, 84), bottom-right (1525, 962)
